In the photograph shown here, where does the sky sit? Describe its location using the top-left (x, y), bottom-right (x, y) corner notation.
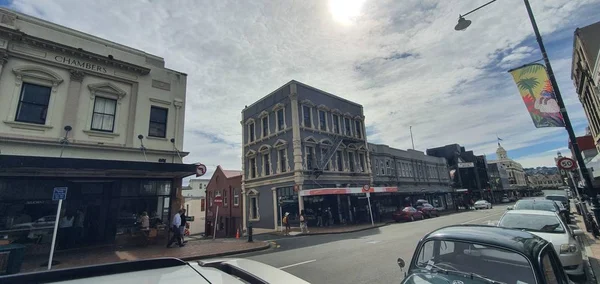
top-left (5, 0), bottom-right (600, 179)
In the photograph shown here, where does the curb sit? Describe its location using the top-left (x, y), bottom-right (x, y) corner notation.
top-left (180, 241), bottom-right (271, 261)
top-left (300, 222), bottom-right (393, 236)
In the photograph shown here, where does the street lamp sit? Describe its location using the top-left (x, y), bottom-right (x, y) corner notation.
top-left (455, 0), bottom-right (599, 223)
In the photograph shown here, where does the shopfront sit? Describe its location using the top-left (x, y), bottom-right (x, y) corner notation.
top-left (0, 155), bottom-right (196, 255)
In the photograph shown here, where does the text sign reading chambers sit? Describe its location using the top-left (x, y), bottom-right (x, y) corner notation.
top-left (54, 56), bottom-right (108, 73)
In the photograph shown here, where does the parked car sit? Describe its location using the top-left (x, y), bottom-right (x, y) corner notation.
top-left (416, 203), bottom-right (439, 218)
top-left (398, 225), bottom-right (573, 284)
top-left (500, 196), bottom-right (510, 203)
top-left (497, 210), bottom-right (585, 279)
top-left (0, 257), bottom-right (310, 284)
top-left (509, 199), bottom-right (560, 213)
top-left (393, 207), bottom-right (424, 222)
top-left (553, 200), bottom-right (572, 224)
top-left (473, 200), bottom-right (492, 210)
top-left (546, 194), bottom-right (570, 212)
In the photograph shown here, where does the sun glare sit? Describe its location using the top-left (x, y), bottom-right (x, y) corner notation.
top-left (328, 0), bottom-right (366, 25)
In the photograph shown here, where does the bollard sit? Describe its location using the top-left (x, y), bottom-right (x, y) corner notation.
top-left (247, 222), bottom-right (253, 243)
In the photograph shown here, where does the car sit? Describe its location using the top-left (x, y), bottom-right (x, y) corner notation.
top-left (0, 257), bottom-right (310, 284)
top-left (473, 200), bottom-right (492, 210)
top-left (416, 203), bottom-right (439, 218)
top-left (398, 225), bottom-right (573, 284)
top-left (500, 196), bottom-right (510, 203)
top-left (553, 200), bottom-right (572, 224)
top-left (546, 194), bottom-right (570, 212)
top-left (497, 210), bottom-right (585, 279)
top-left (393, 206), bottom-right (424, 222)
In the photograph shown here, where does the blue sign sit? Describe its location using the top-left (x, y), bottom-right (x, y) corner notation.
top-left (52, 187), bottom-right (68, 201)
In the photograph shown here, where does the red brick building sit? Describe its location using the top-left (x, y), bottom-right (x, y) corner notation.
top-left (205, 166), bottom-right (243, 238)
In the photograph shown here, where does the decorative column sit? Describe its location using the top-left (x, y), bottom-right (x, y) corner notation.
top-left (0, 52), bottom-right (8, 78)
top-left (173, 99), bottom-right (184, 161)
top-left (361, 113), bottom-right (373, 185)
top-left (289, 83), bottom-right (305, 213)
top-left (61, 69), bottom-right (85, 132)
top-left (240, 119), bottom-right (247, 233)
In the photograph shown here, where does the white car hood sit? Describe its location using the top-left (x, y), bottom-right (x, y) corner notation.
top-left (192, 258), bottom-right (311, 284)
top-left (528, 231), bottom-right (569, 252)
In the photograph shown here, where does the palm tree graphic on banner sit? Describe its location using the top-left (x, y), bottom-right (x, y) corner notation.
top-left (509, 63), bottom-right (565, 128)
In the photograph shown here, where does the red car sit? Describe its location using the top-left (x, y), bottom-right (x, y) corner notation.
top-left (393, 206), bottom-right (424, 222)
top-left (416, 203), bottom-right (439, 218)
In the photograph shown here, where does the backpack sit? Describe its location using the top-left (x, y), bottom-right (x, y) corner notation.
top-left (282, 216), bottom-right (288, 224)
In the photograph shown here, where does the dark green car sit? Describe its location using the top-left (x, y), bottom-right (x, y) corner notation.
top-left (399, 225), bottom-right (574, 284)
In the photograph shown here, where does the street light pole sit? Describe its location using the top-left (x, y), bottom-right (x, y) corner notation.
top-left (455, 0), bottom-right (600, 225)
top-left (410, 126), bottom-right (415, 150)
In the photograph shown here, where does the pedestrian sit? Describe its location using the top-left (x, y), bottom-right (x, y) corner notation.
top-left (179, 209), bottom-right (188, 244)
top-left (300, 210), bottom-right (309, 234)
top-left (167, 209), bottom-right (184, 248)
top-left (283, 212), bottom-right (290, 236)
top-left (316, 208), bottom-right (323, 227)
top-left (327, 207), bottom-right (333, 226)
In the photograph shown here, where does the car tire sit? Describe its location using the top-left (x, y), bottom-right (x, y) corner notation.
top-left (410, 216), bottom-right (415, 222)
top-left (420, 214), bottom-right (425, 220)
top-left (436, 212), bottom-right (440, 217)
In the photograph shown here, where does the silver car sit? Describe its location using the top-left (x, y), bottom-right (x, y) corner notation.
top-left (473, 200), bottom-right (492, 210)
top-left (497, 210), bottom-right (585, 279)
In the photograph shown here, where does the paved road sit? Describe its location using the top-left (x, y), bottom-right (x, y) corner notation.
top-left (240, 204), bottom-right (512, 284)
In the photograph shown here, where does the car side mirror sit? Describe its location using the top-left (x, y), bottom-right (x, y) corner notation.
top-left (397, 258), bottom-right (405, 269)
top-left (507, 206), bottom-right (513, 210)
top-left (573, 229), bottom-right (584, 236)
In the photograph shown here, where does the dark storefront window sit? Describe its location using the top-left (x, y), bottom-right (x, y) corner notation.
top-left (0, 178), bottom-right (172, 255)
top-left (277, 187), bottom-right (299, 225)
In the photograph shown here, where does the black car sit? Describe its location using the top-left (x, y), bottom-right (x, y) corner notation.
top-left (546, 194), bottom-right (570, 212)
top-left (399, 225), bottom-right (572, 284)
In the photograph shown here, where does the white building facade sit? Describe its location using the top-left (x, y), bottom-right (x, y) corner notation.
top-left (488, 143), bottom-right (527, 188)
top-left (0, 8), bottom-right (196, 252)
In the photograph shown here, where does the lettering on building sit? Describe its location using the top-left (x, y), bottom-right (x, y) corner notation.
top-left (54, 56), bottom-right (107, 73)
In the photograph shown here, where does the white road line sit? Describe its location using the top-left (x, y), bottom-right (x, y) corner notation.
top-left (278, 259), bottom-right (317, 269)
top-left (462, 212), bottom-right (505, 224)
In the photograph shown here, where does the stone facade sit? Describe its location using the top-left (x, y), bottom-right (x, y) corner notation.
top-left (488, 144), bottom-right (527, 188)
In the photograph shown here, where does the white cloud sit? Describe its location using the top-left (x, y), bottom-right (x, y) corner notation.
top-left (8, 0), bottom-right (600, 175)
top-left (515, 147), bottom-right (570, 168)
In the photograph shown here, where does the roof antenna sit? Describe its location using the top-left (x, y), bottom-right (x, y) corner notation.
top-left (171, 138), bottom-right (183, 163)
top-left (138, 135), bottom-right (148, 162)
top-left (59, 126), bottom-right (72, 158)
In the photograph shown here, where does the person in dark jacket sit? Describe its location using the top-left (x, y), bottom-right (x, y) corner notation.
top-left (179, 209), bottom-right (187, 244)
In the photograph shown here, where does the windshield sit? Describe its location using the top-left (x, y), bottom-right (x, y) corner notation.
top-left (414, 240), bottom-right (535, 284)
top-left (514, 200), bottom-right (556, 212)
top-left (499, 213), bottom-right (565, 233)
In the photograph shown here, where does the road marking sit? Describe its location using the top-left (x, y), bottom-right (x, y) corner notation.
top-left (366, 240), bottom-right (381, 244)
top-left (278, 259), bottom-right (317, 269)
top-left (462, 212), bottom-right (504, 224)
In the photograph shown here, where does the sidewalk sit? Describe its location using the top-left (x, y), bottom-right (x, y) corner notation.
top-left (19, 238), bottom-right (270, 273)
top-left (574, 211), bottom-right (600, 282)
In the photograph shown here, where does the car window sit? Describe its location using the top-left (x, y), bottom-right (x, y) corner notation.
top-left (541, 250), bottom-right (561, 284)
top-left (499, 213), bottom-right (565, 233)
top-left (514, 201), bottom-right (556, 212)
top-left (545, 196), bottom-right (567, 203)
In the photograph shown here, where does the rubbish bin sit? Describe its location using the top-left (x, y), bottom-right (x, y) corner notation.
top-left (0, 243), bottom-right (26, 275)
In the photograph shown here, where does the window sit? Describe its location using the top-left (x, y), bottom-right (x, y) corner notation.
top-left (359, 153), bottom-right (365, 172)
top-left (224, 189), bottom-right (228, 207)
top-left (248, 122), bottom-right (255, 143)
top-left (279, 149), bottom-right (287, 173)
top-left (209, 191), bottom-right (213, 207)
top-left (348, 152), bottom-right (355, 172)
top-left (321, 148), bottom-right (330, 170)
top-left (277, 108), bottom-right (285, 131)
top-left (541, 250), bottom-right (562, 284)
top-left (249, 195), bottom-right (259, 220)
top-left (263, 153), bottom-right (271, 176)
top-left (375, 160), bottom-right (379, 175)
top-left (249, 158), bottom-right (257, 178)
top-left (386, 160), bottom-right (391, 175)
top-left (149, 106), bottom-right (168, 138)
top-left (306, 146), bottom-right (314, 170)
top-left (380, 161), bottom-right (385, 175)
top-left (336, 150), bottom-right (343, 171)
top-left (344, 117), bottom-right (351, 136)
top-left (303, 105), bottom-right (312, 128)
top-left (333, 114), bottom-right (340, 134)
top-left (201, 199), bottom-right (206, 211)
top-left (233, 190), bottom-right (239, 206)
top-left (91, 97), bottom-right (116, 132)
top-left (318, 110), bottom-right (327, 131)
top-left (355, 120), bottom-right (362, 138)
top-left (15, 83), bottom-right (52, 125)
top-left (262, 116), bottom-right (269, 137)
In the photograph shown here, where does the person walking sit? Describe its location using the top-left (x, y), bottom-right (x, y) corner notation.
top-left (300, 210), bottom-right (309, 234)
top-left (167, 209), bottom-right (184, 248)
top-left (282, 212), bottom-right (291, 236)
top-left (179, 209), bottom-right (187, 244)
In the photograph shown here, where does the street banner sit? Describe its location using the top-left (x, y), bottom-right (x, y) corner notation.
top-left (509, 63), bottom-right (564, 128)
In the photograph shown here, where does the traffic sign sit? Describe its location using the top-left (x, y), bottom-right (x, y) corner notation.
top-left (361, 185), bottom-right (373, 193)
top-left (52, 187), bottom-right (68, 201)
top-left (196, 163), bottom-right (207, 177)
top-left (557, 157), bottom-right (577, 170)
top-left (213, 195), bottom-right (223, 205)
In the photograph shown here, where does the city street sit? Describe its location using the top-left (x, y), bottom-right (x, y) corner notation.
top-left (241, 204), bottom-right (512, 284)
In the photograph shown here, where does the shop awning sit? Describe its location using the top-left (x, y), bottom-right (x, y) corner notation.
top-left (0, 155), bottom-right (197, 178)
top-left (300, 186), bottom-right (452, 197)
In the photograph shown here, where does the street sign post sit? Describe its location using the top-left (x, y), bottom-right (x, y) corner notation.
top-left (278, 197), bottom-right (283, 232)
top-left (212, 195), bottom-right (223, 240)
top-left (362, 185), bottom-right (374, 226)
top-left (48, 187), bottom-right (67, 270)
